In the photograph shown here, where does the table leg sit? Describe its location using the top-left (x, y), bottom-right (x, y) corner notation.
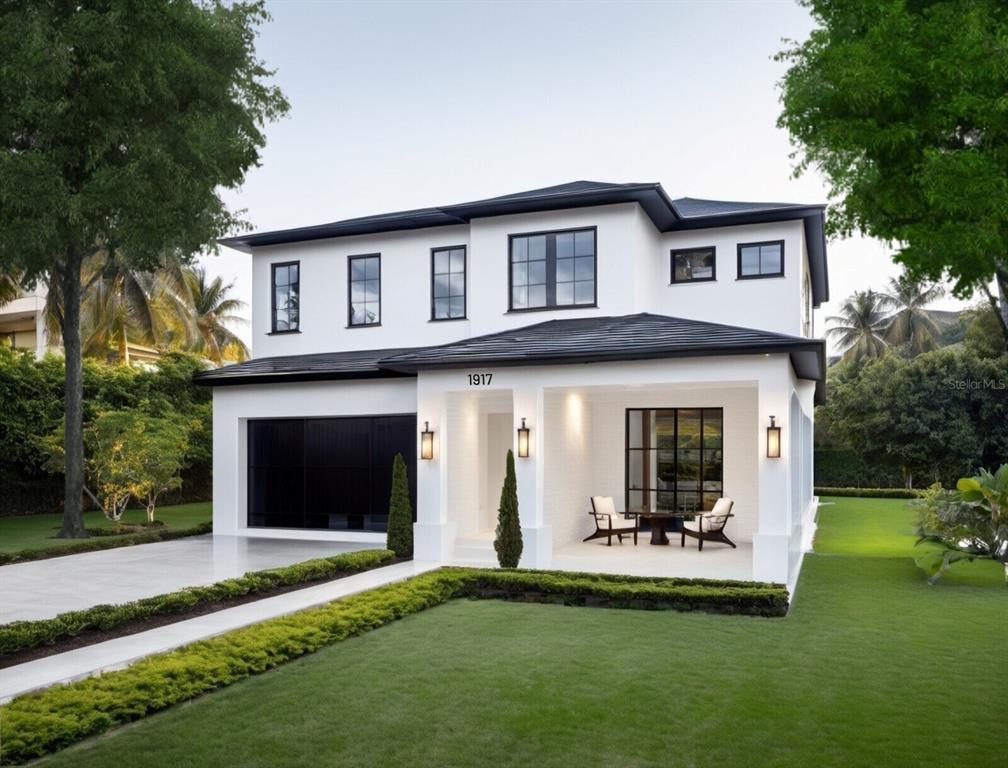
top-left (649, 518), bottom-right (669, 545)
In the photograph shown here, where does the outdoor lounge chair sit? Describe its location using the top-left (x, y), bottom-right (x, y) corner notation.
top-left (585, 496), bottom-right (638, 546)
top-left (681, 498), bottom-right (735, 551)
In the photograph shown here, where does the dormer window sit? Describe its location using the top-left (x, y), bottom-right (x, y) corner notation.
top-left (671, 247), bottom-right (716, 283)
top-left (737, 240), bottom-right (784, 279)
top-left (509, 227), bottom-right (596, 311)
top-left (271, 261), bottom-right (300, 333)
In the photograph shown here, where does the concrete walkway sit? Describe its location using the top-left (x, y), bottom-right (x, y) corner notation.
top-left (0, 535), bottom-right (372, 622)
top-left (0, 559), bottom-right (439, 703)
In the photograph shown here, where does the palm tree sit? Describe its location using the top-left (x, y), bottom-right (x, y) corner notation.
top-left (879, 273), bottom-right (945, 356)
top-left (181, 265), bottom-right (249, 363)
top-left (78, 252), bottom-right (179, 363)
top-left (827, 289), bottom-right (890, 362)
top-left (0, 269), bottom-right (21, 306)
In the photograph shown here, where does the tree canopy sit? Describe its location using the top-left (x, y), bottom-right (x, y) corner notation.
top-left (778, 0), bottom-right (1008, 341)
top-left (0, 1), bottom-right (288, 536)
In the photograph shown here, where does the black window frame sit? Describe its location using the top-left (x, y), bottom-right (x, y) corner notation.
top-left (270, 260), bottom-right (301, 334)
top-left (347, 253), bottom-right (382, 328)
top-left (737, 239), bottom-right (785, 279)
top-left (430, 245), bottom-right (467, 321)
top-left (507, 226), bottom-right (598, 313)
top-left (670, 246), bottom-right (717, 284)
top-left (624, 407), bottom-right (724, 515)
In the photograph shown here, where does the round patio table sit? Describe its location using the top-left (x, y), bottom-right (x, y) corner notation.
top-left (635, 512), bottom-right (693, 545)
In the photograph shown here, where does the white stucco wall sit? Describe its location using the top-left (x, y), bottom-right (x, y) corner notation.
top-left (247, 205), bottom-right (813, 359)
top-left (211, 378), bottom-right (416, 541)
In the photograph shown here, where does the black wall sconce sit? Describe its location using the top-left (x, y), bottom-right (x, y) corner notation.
top-left (517, 417), bottom-right (530, 458)
top-left (767, 416), bottom-right (781, 459)
top-left (420, 420), bottom-right (434, 460)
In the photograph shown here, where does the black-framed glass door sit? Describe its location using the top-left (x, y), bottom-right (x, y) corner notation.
top-left (625, 408), bottom-right (723, 515)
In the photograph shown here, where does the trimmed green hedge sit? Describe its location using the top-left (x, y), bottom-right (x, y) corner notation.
top-left (0, 567), bottom-right (787, 764)
top-left (0, 549), bottom-right (396, 657)
top-left (813, 448), bottom-right (902, 488)
top-left (815, 487), bottom-right (921, 499)
top-left (458, 568), bottom-right (789, 617)
top-left (0, 521), bottom-right (213, 565)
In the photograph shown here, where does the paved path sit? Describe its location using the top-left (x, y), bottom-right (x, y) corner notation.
top-left (0, 559), bottom-right (439, 703)
top-left (0, 535), bottom-right (373, 622)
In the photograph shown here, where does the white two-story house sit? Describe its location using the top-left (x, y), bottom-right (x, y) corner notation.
top-left (197, 181), bottom-right (828, 590)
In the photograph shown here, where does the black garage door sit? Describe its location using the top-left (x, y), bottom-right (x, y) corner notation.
top-left (248, 415), bottom-right (416, 532)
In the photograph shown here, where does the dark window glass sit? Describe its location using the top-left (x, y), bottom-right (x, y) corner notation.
top-left (271, 262), bottom-right (299, 332)
top-left (432, 247), bottom-right (466, 320)
top-left (738, 241), bottom-right (784, 278)
top-left (625, 408), bottom-right (723, 515)
top-left (248, 416), bottom-right (416, 532)
top-left (349, 255), bottom-right (380, 326)
top-left (671, 247), bottom-right (716, 282)
top-left (509, 228), bottom-right (595, 310)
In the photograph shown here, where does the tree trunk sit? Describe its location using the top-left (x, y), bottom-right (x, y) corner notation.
top-left (57, 250), bottom-right (88, 539)
top-left (995, 261), bottom-right (1008, 347)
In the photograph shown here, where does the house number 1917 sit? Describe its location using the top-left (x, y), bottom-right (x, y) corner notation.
top-left (468, 373), bottom-right (493, 386)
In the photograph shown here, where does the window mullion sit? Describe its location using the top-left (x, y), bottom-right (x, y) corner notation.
top-left (546, 234), bottom-right (557, 307)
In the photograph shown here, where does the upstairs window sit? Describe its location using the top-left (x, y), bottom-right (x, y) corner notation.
top-left (431, 246), bottom-right (466, 320)
top-left (509, 228), bottom-right (596, 311)
top-left (271, 261), bottom-right (300, 333)
top-left (348, 254), bottom-right (381, 327)
top-left (737, 240), bottom-right (784, 279)
top-left (671, 247), bottom-right (716, 283)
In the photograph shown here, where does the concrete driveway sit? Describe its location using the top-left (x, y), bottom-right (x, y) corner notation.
top-left (0, 535), bottom-right (373, 622)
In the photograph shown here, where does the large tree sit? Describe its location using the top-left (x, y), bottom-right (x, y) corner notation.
top-left (0, 1), bottom-right (288, 537)
top-left (778, 0), bottom-right (1008, 346)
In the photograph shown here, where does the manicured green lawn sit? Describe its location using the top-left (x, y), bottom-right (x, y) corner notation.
top-left (0, 502), bottom-right (211, 554)
top-left (33, 498), bottom-right (1007, 768)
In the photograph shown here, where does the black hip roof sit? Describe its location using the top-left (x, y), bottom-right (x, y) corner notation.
top-left (218, 180), bottom-right (829, 307)
top-left (194, 313), bottom-right (826, 403)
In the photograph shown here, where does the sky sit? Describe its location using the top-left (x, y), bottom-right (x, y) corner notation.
top-left (203, 0), bottom-right (976, 353)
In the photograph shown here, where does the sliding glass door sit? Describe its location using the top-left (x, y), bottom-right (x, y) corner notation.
top-left (625, 408), bottom-right (723, 514)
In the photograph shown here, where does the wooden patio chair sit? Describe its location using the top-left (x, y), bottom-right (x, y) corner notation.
top-left (681, 498), bottom-right (736, 551)
top-left (584, 496), bottom-right (639, 546)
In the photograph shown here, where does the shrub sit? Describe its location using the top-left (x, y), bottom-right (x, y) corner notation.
top-left (494, 449), bottom-right (522, 568)
top-left (386, 453), bottom-right (412, 557)
top-left (0, 549), bottom-right (395, 656)
top-left (0, 348), bottom-right (211, 517)
top-left (815, 487), bottom-right (921, 499)
top-left (0, 567), bottom-right (789, 764)
top-left (0, 521), bottom-right (213, 566)
top-left (914, 466), bottom-right (1008, 583)
top-left (457, 568), bottom-right (788, 617)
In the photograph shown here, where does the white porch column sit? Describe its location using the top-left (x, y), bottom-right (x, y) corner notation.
top-left (414, 379), bottom-right (453, 562)
top-left (752, 364), bottom-right (792, 585)
top-left (512, 385), bottom-right (551, 568)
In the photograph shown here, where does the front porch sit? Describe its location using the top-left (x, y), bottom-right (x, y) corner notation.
top-left (413, 353), bottom-right (814, 585)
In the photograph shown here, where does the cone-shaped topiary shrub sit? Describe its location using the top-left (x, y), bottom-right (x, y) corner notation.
top-left (494, 449), bottom-right (523, 568)
top-left (386, 452), bottom-right (413, 557)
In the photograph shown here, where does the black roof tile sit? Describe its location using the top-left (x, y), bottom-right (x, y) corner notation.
top-left (219, 180), bottom-right (829, 306)
top-left (196, 313), bottom-right (826, 403)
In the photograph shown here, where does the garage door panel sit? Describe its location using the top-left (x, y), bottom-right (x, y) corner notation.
top-left (248, 415), bottom-right (415, 532)
top-left (305, 418), bottom-right (372, 467)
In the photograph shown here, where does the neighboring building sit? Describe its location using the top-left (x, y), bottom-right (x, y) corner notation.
top-left (197, 181), bottom-right (828, 590)
top-left (0, 284), bottom-right (50, 356)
